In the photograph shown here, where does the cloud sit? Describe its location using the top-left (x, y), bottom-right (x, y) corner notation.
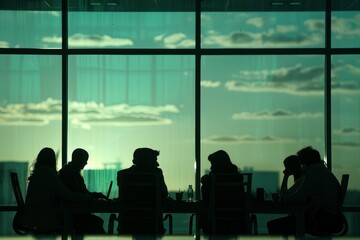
top-left (246, 17), bottom-right (265, 28)
top-left (225, 63), bottom-right (360, 95)
top-left (201, 80), bottom-right (221, 88)
top-left (154, 33), bottom-right (195, 48)
top-left (331, 14), bottom-right (360, 38)
top-left (203, 26), bottom-right (321, 48)
top-left (42, 33), bottom-right (134, 47)
top-left (202, 134), bottom-right (293, 144)
top-left (0, 41), bottom-right (9, 48)
top-left (334, 127), bottom-right (360, 135)
top-left (232, 109), bottom-right (323, 120)
top-left (0, 98), bottom-right (179, 129)
top-left (333, 141), bottom-right (360, 148)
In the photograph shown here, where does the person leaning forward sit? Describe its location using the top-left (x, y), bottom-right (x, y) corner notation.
top-left (58, 148), bottom-right (106, 235)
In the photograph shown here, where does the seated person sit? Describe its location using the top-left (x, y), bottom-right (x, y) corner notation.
top-left (200, 150), bottom-right (247, 235)
top-left (116, 147), bottom-right (169, 235)
top-left (18, 147), bottom-right (92, 233)
top-left (280, 155), bottom-right (302, 195)
top-left (267, 146), bottom-right (345, 235)
top-left (58, 148), bottom-right (106, 235)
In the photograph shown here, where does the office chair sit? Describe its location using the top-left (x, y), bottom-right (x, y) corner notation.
top-left (205, 173), bottom-right (255, 235)
top-left (10, 172), bottom-right (34, 235)
top-left (309, 174), bottom-right (349, 236)
top-left (108, 172), bottom-right (173, 235)
top-left (189, 173), bottom-right (258, 235)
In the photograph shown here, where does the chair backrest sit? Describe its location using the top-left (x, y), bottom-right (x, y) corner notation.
top-left (338, 174), bottom-right (349, 207)
top-left (10, 172), bottom-right (25, 207)
top-left (117, 172), bottom-right (162, 235)
top-left (208, 173), bottom-right (250, 235)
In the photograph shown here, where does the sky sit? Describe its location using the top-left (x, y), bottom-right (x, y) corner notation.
top-left (0, 9), bottom-right (360, 191)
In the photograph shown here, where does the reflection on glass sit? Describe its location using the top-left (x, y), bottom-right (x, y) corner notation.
top-left (68, 12), bottom-right (195, 49)
top-left (201, 12), bottom-right (325, 48)
top-left (331, 55), bottom-right (360, 191)
top-left (68, 55), bottom-right (195, 192)
top-left (0, 11), bottom-right (62, 49)
top-left (201, 55), bottom-right (325, 192)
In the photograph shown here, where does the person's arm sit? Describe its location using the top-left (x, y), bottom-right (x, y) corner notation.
top-left (50, 171), bottom-right (92, 202)
top-left (282, 174), bottom-right (308, 204)
top-left (280, 173), bottom-right (290, 194)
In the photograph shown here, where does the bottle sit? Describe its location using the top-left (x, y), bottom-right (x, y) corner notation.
top-left (187, 184), bottom-right (194, 202)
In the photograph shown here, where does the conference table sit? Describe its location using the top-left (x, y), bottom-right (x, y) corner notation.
top-left (62, 199), bottom-right (306, 239)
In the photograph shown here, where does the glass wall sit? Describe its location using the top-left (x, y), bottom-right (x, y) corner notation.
top-left (201, 55), bottom-right (325, 193)
top-left (1, 0), bottom-right (360, 236)
top-left (68, 55), bottom-right (196, 191)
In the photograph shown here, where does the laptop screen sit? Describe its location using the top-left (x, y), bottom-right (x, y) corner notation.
top-left (106, 180), bottom-right (113, 199)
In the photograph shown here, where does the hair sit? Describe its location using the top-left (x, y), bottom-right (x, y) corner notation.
top-left (208, 150), bottom-right (239, 173)
top-left (283, 155), bottom-right (300, 169)
top-left (72, 148), bottom-right (89, 162)
top-left (132, 147), bottom-right (160, 167)
top-left (296, 146), bottom-right (322, 166)
top-left (29, 147), bottom-right (57, 179)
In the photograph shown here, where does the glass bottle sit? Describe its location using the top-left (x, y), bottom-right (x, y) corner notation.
top-left (187, 184), bottom-right (194, 202)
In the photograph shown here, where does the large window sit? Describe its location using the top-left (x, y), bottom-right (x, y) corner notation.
top-left (68, 55), bottom-right (196, 191)
top-left (1, 0), bottom-right (360, 236)
top-left (201, 55), bottom-right (325, 192)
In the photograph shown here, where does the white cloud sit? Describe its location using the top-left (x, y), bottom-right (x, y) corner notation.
top-left (0, 98), bottom-right (179, 129)
top-left (232, 109), bottom-right (323, 120)
top-left (42, 33), bottom-right (134, 47)
top-left (226, 63), bottom-right (360, 96)
top-left (201, 80), bottom-right (221, 88)
top-left (202, 134), bottom-right (294, 144)
top-left (0, 41), bottom-right (9, 48)
top-left (155, 33), bottom-right (195, 49)
top-left (276, 25), bottom-right (297, 33)
top-left (246, 17), bottom-right (265, 28)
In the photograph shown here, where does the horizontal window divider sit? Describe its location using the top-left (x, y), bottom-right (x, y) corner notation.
top-left (1, 48), bottom-right (359, 55)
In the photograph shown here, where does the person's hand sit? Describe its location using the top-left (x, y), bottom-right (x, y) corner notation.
top-left (283, 168), bottom-right (293, 176)
top-left (91, 192), bottom-right (107, 199)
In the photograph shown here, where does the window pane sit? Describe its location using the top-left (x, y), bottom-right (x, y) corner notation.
top-left (331, 11), bottom-right (360, 48)
top-left (68, 55), bottom-right (195, 195)
top-left (331, 55), bottom-right (360, 192)
top-left (0, 10), bottom-right (62, 49)
top-left (201, 55), bottom-right (325, 193)
top-left (68, 12), bottom-right (195, 49)
top-left (201, 12), bottom-right (325, 48)
top-left (0, 55), bottom-right (62, 228)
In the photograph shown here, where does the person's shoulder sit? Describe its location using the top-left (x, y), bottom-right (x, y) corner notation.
top-left (117, 167), bottom-right (132, 176)
top-left (155, 167), bottom-right (163, 174)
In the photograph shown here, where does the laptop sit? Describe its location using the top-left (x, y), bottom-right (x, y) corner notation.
top-left (105, 180), bottom-right (113, 200)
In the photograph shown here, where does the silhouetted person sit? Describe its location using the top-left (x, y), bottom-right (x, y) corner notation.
top-left (280, 155), bottom-right (302, 195)
top-left (200, 150), bottom-right (247, 235)
top-left (20, 147), bottom-right (92, 233)
top-left (58, 148), bottom-right (106, 235)
top-left (116, 147), bottom-right (169, 235)
top-left (267, 146), bottom-right (344, 235)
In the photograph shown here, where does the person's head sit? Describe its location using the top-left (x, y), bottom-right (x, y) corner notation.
top-left (30, 147), bottom-right (57, 178)
top-left (208, 150), bottom-right (238, 173)
top-left (297, 146), bottom-right (322, 167)
top-left (132, 147), bottom-right (160, 168)
top-left (283, 155), bottom-right (300, 175)
top-left (71, 148), bottom-right (89, 170)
